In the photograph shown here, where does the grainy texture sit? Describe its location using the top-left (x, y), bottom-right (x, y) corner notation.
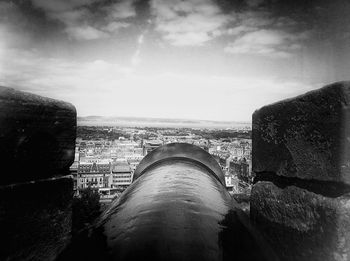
top-left (252, 81), bottom-right (350, 184)
top-left (251, 82), bottom-right (350, 261)
top-left (0, 86), bottom-right (76, 185)
top-left (0, 176), bottom-right (73, 261)
top-left (251, 181), bottom-right (350, 261)
top-left (0, 87), bottom-right (76, 260)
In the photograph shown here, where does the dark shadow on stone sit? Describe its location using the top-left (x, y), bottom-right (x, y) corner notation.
top-left (56, 226), bottom-right (111, 261)
top-left (254, 171), bottom-right (350, 198)
top-left (219, 209), bottom-right (280, 261)
top-left (250, 205), bottom-right (338, 261)
top-left (0, 176), bottom-right (73, 260)
top-left (16, 131), bottom-right (60, 174)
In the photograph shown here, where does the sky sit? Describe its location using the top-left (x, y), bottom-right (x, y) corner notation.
top-left (0, 0), bottom-right (349, 121)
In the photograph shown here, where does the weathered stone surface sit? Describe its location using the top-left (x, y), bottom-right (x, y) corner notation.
top-left (0, 176), bottom-right (73, 261)
top-left (250, 181), bottom-right (350, 261)
top-left (0, 87), bottom-right (76, 185)
top-left (252, 81), bottom-right (350, 184)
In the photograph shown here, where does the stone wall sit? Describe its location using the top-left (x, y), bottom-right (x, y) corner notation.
top-left (251, 82), bottom-right (350, 261)
top-left (0, 87), bottom-right (76, 260)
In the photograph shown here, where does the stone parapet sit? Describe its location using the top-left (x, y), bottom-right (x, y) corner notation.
top-left (251, 181), bottom-right (350, 261)
top-left (251, 81), bottom-right (350, 261)
top-left (0, 87), bottom-right (76, 260)
top-left (0, 176), bottom-right (73, 261)
top-left (252, 81), bottom-right (350, 184)
top-left (0, 86), bottom-right (76, 185)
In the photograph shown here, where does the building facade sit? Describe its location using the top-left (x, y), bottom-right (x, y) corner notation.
top-left (77, 161), bottom-right (111, 190)
top-left (111, 160), bottom-right (133, 191)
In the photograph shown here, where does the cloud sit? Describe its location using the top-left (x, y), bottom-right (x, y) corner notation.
top-left (224, 29), bottom-right (308, 58)
top-left (164, 32), bottom-right (212, 46)
top-left (137, 34), bottom-right (144, 44)
top-left (131, 49), bottom-right (141, 66)
top-left (131, 34), bottom-right (145, 66)
top-left (0, 49), bottom-right (133, 95)
top-left (0, 2), bottom-right (30, 32)
top-left (0, 2), bottom-right (37, 49)
top-left (49, 8), bottom-right (90, 25)
top-left (101, 21), bottom-right (129, 33)
top-left (150, 0), bottom-right (233, 46)
top-left (65, 25), bottom-right (109, 40)
top-left (30, 0), bottom-right (137, 40)
top-left (105, 1), bottom-right (136, 19)
top-left (47, 8), bottom-right (109, 40)
top-left (246, 0), bottom-right (265, 8)
top-left (0, 1), bottom-right (18, 17)
top-left (30, 0), bottom-right (98, 12)
top-left (222, 8), bottom-right (310, 58)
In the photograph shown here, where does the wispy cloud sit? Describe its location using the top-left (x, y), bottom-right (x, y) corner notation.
top-left (30, 0), bottom-right (98, 12)
top-left (246, 0), bottom-right (265, 8)
top-left (101, 22), bottom-right (129, 33)
top-left (104, 0), bottom-right (136, 19)
top-left (150, 0), bottom-right (233, 46)
top-left (30, 0), bottom-right (137, 40)
top-left (225, 29), bottom-right (308, 58)
top-left (0, 49), bottom-right (132, 93)
top-left (131, 34), bottom-right (144, 66)
top-left (0, 2), bottom-right (37, 51)
top-left (222, 9), bottom-right (310, 58)
top-left (65, 25), bottom-right (109, 40)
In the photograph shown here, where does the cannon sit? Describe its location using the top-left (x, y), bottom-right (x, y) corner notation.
top-left (59, 143), bottom-right (276, 261)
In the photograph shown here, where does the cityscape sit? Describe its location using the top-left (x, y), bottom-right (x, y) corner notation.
top-left (1, 0), bottom-right (350, 260)
top-left (71, 124), bottom-right (253, 207)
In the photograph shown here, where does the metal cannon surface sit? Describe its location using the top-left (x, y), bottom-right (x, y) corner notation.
top-left (60, 143), bottom-right (276, 261)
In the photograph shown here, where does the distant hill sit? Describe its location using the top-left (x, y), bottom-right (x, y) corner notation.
top-left (77, 116), bottom-right (251, 129)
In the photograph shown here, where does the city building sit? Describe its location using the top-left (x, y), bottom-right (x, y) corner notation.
top-left (127, 155), bottom-right (144, 171)
top-left (111, 159), bottom-right (133, 191)
top-left (73, 129), bottom-right (253, 201)
top-left (229, 157), bottom-right (252, 183)
top-left (77, 160), bottom-right (111, 191)
top-left (225, 175), bottom-right (240, 192)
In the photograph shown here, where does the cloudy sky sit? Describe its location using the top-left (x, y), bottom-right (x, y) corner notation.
top-left (0, 0), bottom-right (349, 121)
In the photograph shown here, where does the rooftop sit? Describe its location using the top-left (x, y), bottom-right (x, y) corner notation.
top-left (112, 163), bottom-right (131, 173)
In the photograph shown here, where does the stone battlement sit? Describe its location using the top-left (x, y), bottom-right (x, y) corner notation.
top-left (0, 87), bottom-right (76, 260)
top-left (251, 81), bottom-right (350, 261)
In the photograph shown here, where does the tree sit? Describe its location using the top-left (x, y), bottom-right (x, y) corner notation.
top-left (72, 187), bottom-right (101, 235)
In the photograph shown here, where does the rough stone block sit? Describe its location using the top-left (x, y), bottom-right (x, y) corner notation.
top-left (250, 181), bottom-right (350, 261)
top-left (0, 176), bottom-right (73, 261)
top-left (252, 81), bottom-right (350, 184)
top-left (0, 87), bottom-right (76, 185)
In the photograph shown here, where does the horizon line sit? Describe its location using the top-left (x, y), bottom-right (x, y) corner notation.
top-left (77, 115), bottom-right (252, 124)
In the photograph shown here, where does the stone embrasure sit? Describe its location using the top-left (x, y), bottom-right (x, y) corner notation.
top-left (0, 87), bottom-right (76, 260)
top-left (0, 86), bottom-right (76, 185)
top-left (252, 81), bottom-right (350, 184)
top-left (251, 81), bottom-right (350, 261)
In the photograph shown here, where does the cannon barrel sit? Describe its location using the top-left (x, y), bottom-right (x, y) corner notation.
top-left (59, 143), bottom-right (276, 261)
top-left (134, 143), bottom-right (225, 185)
